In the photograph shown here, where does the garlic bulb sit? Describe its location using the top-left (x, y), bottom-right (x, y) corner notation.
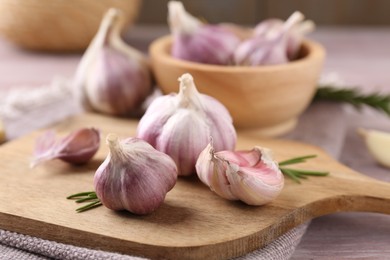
top-left (168, 1), bottom-right (240, 65)
top-left (196, 143), bottom-right (284, 205)
top-left (31, 128), bottom-right (100, 167)
top-left (137, 73), bottom-right (237, 176)
top-left (73, 8), bottom-right (152, 116)
top-left (254, 13), bottom-right (315, 60)
top-left (94, 134), bottom-right (178, 215)
top-left (234, 11), bottom-right (313, 66)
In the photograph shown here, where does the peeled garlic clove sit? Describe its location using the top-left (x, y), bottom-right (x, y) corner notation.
top-left (234, 11), bottom-right (307, 66)
top-left (358, 128), bottom-right (390, 168)
top-left (168, 1), bottom-right (240, 65)
top-left (196, 143), bottom-right (284, 206)
top-left (137, 73), bottom-right (237, 176)
top-left (73, 8), bottom-right (153, 116)
top-left (94, 134), bottom-right (178, 215)
top-left (31, 128), bottom-right (100, 167)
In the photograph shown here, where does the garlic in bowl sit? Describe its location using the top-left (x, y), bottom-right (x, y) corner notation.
top-left (149, 36), bottom-right (325, 137)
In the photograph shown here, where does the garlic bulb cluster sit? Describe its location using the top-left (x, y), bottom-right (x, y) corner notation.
top-left (137, 73), bottom-right (237, 176)
top-left (196, 143), bottom-right (284, 205)
top-left (31, 128), bottom-right (100, 167)
top-left (168, 2), bottom-right (314, 67)
top-left (168, 1), bottom-right (240, 65)
top-left (94, 134), bottom-right (178, 215)
top-left (234, 11), bottom-right (314, 66)
top-left (73, 8), bottom-right (153, 116)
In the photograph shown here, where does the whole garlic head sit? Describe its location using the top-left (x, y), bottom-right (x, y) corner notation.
top-left (137, 73), bottom-right (237, 176)
top-left (196, 143), bottom-right (284, 205)
top-left (73, 8), bottom-right (153, 116)
top-left (94, 134), bottom-right (178, 215)
top-left (168, 1), bottom-right (240, 65)
top-left (234, 11), bottom-right (313, 66)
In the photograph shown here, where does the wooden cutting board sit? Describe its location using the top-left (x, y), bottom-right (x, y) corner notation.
top-left (0, 113), bottom-right (389, 259)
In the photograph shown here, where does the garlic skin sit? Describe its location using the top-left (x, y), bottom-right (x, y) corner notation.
top-left (94, 134), bottom-right (178, 215)
top-left (31, 128), bottom-right (100, 167)
top-left (137, 73), bottom-right (237, 176)
top-left (168, 1), bottom-right (240, 65)
top-left (73, 8), bottom-right (152, 116)
top-left (234, 11), bottom-right (313, 66)
top-left (196, 143), bottom-right (284, 206)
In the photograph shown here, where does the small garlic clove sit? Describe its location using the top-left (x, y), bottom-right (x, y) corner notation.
top-left (73, 8), bottom-right (153, 116)
top-left (94, 134), bottom-right (178, 215)
top-left (137, 73), bottom-right (237, 176)
top-left (168, 1), bottom-right (240, 65)
top-left (31, 128), bottom-right (100, 167)
top-left (196, 143), bottom-right (284, 206)
top-left (358, 128), bottom-right (390, 168)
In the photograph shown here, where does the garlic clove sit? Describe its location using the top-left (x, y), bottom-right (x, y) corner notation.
top-left (168, 1), bottom-right (240, 65)
top-left (137, 73), bottom-right (237, 176)
top-left (358, 128), bottom-right (390, 168)
top-left (196, 143), bottom-right (284, 206)
top-left (31, 128), bottom-right (100, 167)
top-left (73, 8), bottom-right (153, 116)
top-left (94, 134), bottom-right (178, 215)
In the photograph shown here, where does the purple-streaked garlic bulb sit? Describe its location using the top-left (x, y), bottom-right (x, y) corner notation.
top-left (254, 13), bottom-right (315, 60)
top-left (31, 128), bottom-right (100, 167)
top-left (94, 134), bottom-right (178, 215)
top-left (168, 1), bottom-right (240, 65)
top-left (234, 11), bottom-right (314, 66)
top-left (73, 8), bottom-right (153, 116)
top-left (137, 73), bottom-right (237, 176)
top-left (196, 143), bottom-right (284, 205)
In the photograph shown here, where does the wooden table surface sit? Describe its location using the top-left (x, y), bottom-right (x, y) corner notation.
top-left (0, 25), bottom-right (389, 259)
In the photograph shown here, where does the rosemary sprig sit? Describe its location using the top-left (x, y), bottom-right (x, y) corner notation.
top-left (67, 191), bottom-right (102, 213)
top-left (278, 154), bottom-right (329, 183)
top-left (315, 86), bottom-right (390, 116)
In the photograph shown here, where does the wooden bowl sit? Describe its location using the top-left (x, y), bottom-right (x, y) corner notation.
top-left (0, 0), bottom-right (142, 52)
top-left (149, 35), bottom-right (325, 137)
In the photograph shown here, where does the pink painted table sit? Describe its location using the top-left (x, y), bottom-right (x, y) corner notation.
top-left (0, 26), bottom-right (389, 259)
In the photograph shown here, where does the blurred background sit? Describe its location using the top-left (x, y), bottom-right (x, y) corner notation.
top-left (137, 0), bottom-right (390, 25)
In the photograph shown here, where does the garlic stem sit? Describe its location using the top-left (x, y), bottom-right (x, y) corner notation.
top-left (168, 1), bottom-right (201, 35)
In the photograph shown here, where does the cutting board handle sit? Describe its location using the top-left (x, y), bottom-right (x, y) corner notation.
top-left (335, 177), bottom-right (390, 215)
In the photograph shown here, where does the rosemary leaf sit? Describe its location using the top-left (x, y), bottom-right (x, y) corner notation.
top-left (278, 155), bottom-right (317, 166)
top-left (75, 196), bottom-right (98, 203)
top-left (284, 168), bottom-right (329, 176)
top-left (315, 86), bottom-right (390, 116)
top-left (67, 191), bottom-right (96, 199)
top-left (280, 168), bottom-right (301, 183)
top-left (76, 200), bottom-right (102, 213)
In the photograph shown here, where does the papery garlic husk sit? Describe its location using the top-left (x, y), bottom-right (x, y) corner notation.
top-left (31, 128), bottom-right (100, 167)
top-left (73, 8), bottom-right (153, 116)
top-left (234, 11), bottom-right (312, 66)
top-left (94, 134), bottom-right (178, 215)
top-left (168, 1), bottom-right (240, 65)
top-left (137, 73), bottom-right (237, 176)
top-left (196, 143), bottom-right (284, 205)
